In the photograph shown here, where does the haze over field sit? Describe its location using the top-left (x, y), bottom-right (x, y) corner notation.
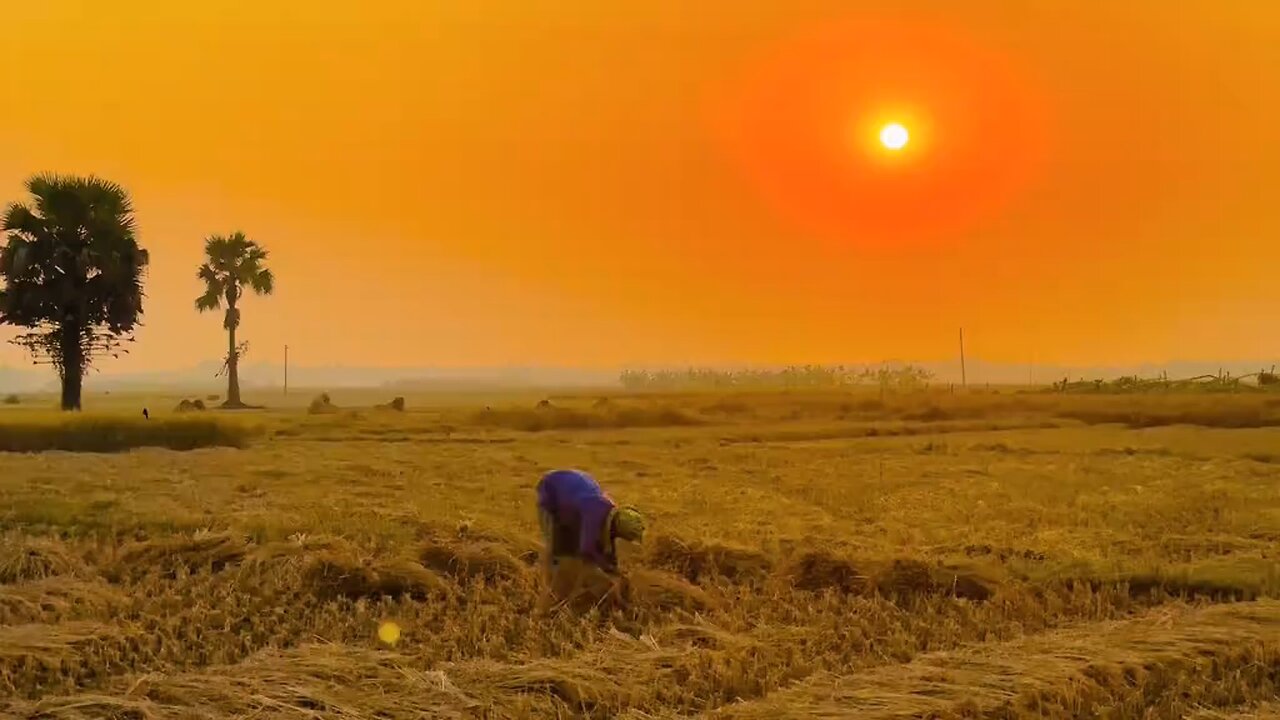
top-left (3, 360), bottom-right (1279, 395)
top-left (2, 0), bottom-right (1278, 379)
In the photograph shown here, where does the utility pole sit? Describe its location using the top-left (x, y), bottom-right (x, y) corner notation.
top-left (959, 328), bottom-right (967, 389)
top-left (284, 345), bottom-right (289, 396)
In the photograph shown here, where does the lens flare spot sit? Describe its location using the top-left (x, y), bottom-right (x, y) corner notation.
top-left (378, 621), bottom-right (402, 646)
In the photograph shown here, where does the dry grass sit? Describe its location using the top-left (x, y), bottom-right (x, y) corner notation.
top-left (1054, 395), bottom-right (1280, 428)
top-left (0, 534), bottom-right (88, 583)
top-left (710, 601), bottom-right (1280, 719)
top-left (1189, 702), bottom-right (1280, 719)
top-left (0, 577), bottom-right (126, 625)
top-left (0, 415), bottom-right (250, 452)
top-left (1, 388), bottom-right (1278, 716)
top-left (474, 402), bottom-right (703, 431)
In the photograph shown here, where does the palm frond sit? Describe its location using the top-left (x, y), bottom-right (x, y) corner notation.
top-left (196, 263), bottom-right (221, 285)
top-left (1, 173), bottom-right (148, 376)
top-left (199, 231), bottom-right (274, 300)
top-left (195, 287), bottom-right (222, 312)
top-left (3, 203), bottom-right (39, 235)
top-left (248, 267), bottom-right (275, 295)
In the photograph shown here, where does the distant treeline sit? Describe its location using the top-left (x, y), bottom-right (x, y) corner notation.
top-left (619, 365), bottom-right (935, 390)
top-left (1051, 367), bottom-right (1279, 394)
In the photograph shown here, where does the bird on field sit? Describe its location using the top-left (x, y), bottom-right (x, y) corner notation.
top-left (535, 469), bottom-right (645, 609)
top-left (142, 407), bottom-right (149, 420)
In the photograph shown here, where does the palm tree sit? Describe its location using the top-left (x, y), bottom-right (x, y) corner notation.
top-left (0, 175), bottom-right (149, 411)
top-left (195, 232), bottom-right (274, 408)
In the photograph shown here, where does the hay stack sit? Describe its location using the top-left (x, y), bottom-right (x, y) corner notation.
top-left (868, 558), bottom-right (1001, 603)
top-left (0, 535), bottom-right (87, 583)
top-left (107, 531), bottom-right (249, 582)
top-left (646, 535), bottom-right (772, 583)
top-left (543, 560), bottom-right (716, 615)
top-left (622, 568), bottom-right (718, 612)
top-left (420, 540), bottom-right (529, 583)
top-left (376, 396), bottom-right (406, 411)
top-left (0, 577), bottom-right (127, 625)
top-left (302, 552), bottom-right (451, 600)
top-left (174, 398), bottom-right (207, 412)
top-left (873, 558), bottom-right (937, 599)
top-left (239, 535), bottom-right (359, 572)
top-left (308, 392), bottom-right (339, 414)
top-left (929, 563), bottom-right (1001, 601)
top-left (785, 550), bottom-right (868, 594)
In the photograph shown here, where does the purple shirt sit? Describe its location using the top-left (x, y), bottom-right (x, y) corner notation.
top-left (536, 469), bottom-right (617, 571)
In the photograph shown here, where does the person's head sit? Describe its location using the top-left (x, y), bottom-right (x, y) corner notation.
top-left (613, 506), bottom-right (646, 543)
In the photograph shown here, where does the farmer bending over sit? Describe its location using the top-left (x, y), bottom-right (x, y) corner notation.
top-left (535, 469), bottom-right (645, 602)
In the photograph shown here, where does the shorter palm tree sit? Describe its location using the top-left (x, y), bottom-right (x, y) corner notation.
top-left (195, 232), bottom-right (273, 408)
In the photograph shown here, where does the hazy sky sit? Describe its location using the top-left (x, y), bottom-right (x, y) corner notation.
top-left (1, 1), bottom-right (1277, 372)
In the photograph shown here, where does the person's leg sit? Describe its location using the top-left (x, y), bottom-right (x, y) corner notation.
top-left (537, 507), bottom-right (558, 585)
top-left (538, 507), bottom-right (580, 613)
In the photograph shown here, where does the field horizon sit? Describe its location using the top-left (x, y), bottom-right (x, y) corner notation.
top-left (4, 357), bottom-right (1280, 395)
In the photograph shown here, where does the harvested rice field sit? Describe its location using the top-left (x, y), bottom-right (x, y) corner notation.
top-left (1, 389), bottom-right (1278, 718)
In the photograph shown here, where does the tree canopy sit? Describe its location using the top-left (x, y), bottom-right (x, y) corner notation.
top-left (0, 174), bottom-right (149, 409)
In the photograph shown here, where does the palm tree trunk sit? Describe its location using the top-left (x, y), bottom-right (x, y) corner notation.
top-left (226, 317), bottom-right (242, 407)
top-left (59, 321), bottom-right (83, 411)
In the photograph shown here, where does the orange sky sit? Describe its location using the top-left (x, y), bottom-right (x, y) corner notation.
top-left (1, 0), bottom-right (1278, 372)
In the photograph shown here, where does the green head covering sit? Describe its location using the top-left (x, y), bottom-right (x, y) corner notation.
top-left (613, 506), bottom-right (646, 543)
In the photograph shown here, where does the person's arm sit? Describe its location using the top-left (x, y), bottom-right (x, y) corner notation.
top-left (579, 509), bottom-right (619, 575)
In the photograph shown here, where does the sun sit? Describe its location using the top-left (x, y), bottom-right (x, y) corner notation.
top-left (879, 122), bottom-right (909, 150)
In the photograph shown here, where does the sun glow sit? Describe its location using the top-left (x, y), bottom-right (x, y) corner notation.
top-left (879, 122), bottom-right (909, 150)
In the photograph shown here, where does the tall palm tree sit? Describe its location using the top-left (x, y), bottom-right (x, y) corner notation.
top-left (195, 232), bottom-right (273, 408)
top-left (0, 175), bottom-right (149, 411)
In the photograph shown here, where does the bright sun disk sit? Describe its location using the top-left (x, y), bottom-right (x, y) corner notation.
top-left (879, 123), bottom-right (909, 150)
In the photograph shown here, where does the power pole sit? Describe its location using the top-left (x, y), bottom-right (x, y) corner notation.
top-left (284, 345), bottom-right (289, 396)
top-left (959, 328), bottom-right (967, 388)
